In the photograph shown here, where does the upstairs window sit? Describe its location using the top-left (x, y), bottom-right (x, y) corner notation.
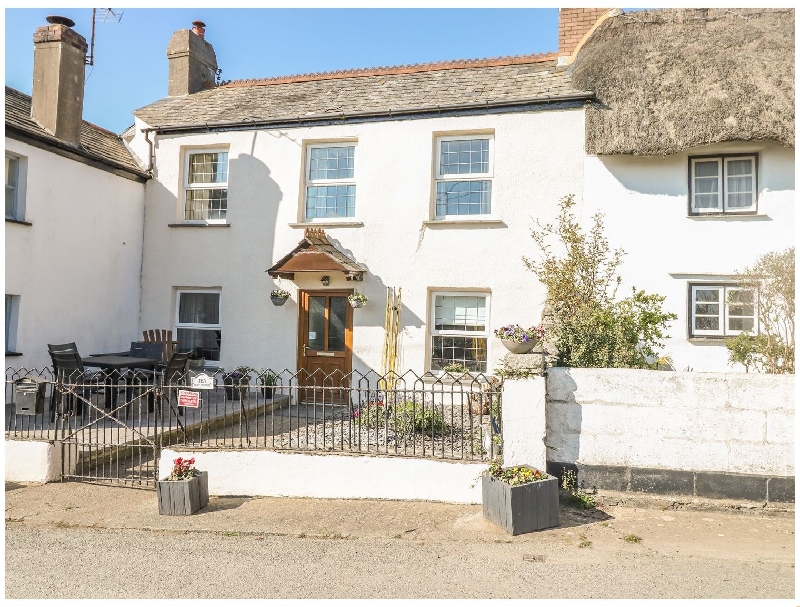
top-left (175, 290), bottom-right (221, 364)
top-left (5, 294), bottom-right (19, 354)
top-left (430, 292), bottom-right (489, 373)
top-left (184, 150), bottom-right (228, 222)
top-left (435, 135), bottom-right (493, 219)
top-left (5, 153), bottom-right (25, 221)
top-left (305, 144), bottom-right (356, 220)
top-left (690, 155), bottom-right (757, 214)
top-left (690, 284), bottom-right (756, 337)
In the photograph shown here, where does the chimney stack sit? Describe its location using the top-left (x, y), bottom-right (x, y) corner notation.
top-left (166, 20), bottom-right (218, 96)
top-left (31, 15), bottom-right (87, 145)
top-left (558, 8), bottom-right (617, 64)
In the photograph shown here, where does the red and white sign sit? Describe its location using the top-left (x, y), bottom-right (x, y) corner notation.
top-left (177, 390), bottom-right (200, 409)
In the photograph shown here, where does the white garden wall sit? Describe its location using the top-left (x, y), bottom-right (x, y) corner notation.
top-left (545, 367), bottom-right (794, 476)
top-left (158, 448), bottom-right (485, 504)
top-left (5, 439), bottom-right (61, 483)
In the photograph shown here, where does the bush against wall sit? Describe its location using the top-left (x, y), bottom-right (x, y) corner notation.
top-left (524, 195), bottom-right (676, 368)
top-left (726, 247), bottom-right (795, 374)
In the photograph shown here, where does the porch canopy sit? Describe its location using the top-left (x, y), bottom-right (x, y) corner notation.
top-left (267, 227), bottom-right (365, 281)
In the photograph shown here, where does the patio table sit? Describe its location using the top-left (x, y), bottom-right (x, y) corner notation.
top-left (81, 355), bottom-right (159, 411)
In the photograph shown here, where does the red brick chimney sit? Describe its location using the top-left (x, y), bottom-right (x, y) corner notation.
top-left (558, 8), bottom-right (617, 63)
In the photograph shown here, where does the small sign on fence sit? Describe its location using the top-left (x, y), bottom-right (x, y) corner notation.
top-left (177, 390), bottom-right (201, 409)
top-left (191, 373), bottom-right (215, 390)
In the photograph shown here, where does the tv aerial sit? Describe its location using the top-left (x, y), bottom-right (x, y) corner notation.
top-left (86, 8), bottom-right (124, 66)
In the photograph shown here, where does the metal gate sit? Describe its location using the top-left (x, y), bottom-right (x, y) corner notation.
top-left (54, 370), bottom-right (164, 487)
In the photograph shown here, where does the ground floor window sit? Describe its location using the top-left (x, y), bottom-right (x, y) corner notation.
top-left (430, 291), bottom-right (489, 372)
top-left (5, 294), bottom-right (19, 353)
top-left (690, 284), bottom-right (756, 337)
top-left (175, 290), bottom-right (221, 363)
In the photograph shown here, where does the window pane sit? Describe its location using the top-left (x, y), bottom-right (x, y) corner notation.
top-left (439, 139), bottom-right (489, 175)
top-left (176, 328), bottom-right (221, 361)
top-left (726, 158), bottom-right (752, 176)
top-left (431, 336), bottom-right (487, 372)
top-left (307, 296), bottom-right (326, 350)
top-left (695, 316), bottom-right (719, 331)
top-left (694, 289), bottom-right (720, 303)
top-left (6, 156), bottom-right (18, 219)
top-left (434, 295), bottom-right (486, 331)
top-left (694, 303), bottom-right (719, 315)
top-left (328, 296), bottom-right (347, 351)
top-left (727, 192), bottom-right (753, 209)
top-left (309, 147), bottom-right (355, 180)
top-left (306, 185), bottom-right (356, 218)
top-left (728, 290), bottom-right (755, 316)
top-left (694, 194), bottom-right (719, 209)
top-left (694, 161), bottom-right (719, 177)
top-left (694, 178), bottom-right (719, 194)
top-left (179, 293), bottom-right (220, 325)
top-left (728, 317), bottom-right (754, 332)
top-left (436, 181), bottom-right (491, 216)
top-left (188, 152), bottom-right (228, 184)
top-left (5, 187), bottom-right (16, 218)
top-left (185, 189), bottom-right (228, 220)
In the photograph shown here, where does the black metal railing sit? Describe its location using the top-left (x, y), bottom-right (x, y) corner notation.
top-left (5, 366), bottom-right (503, 474)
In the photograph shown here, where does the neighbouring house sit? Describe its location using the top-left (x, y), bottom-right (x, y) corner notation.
top-left (6, 8), bottom-right (795, 375)
top-left (5, 16), bottom-right (148, 370)
top-left (571, 8), bottom-right (795, 372)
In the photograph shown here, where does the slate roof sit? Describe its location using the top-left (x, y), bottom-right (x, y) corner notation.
top-left (5, 86), bottom-right (147, 176)
top-left (133, 54), bottom-right (593, 130)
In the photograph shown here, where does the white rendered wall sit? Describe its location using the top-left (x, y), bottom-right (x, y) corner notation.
top-left (5, 439), bottom-right (60, 482)
top-left (501, 377), bottom-right (547, 468)
top-left (4, 138), bottom-right (145, 369)
top-left (583, 141), bottom-right (795, 373)
top-left (545, 367), bottom-right (794, 476)
top-left (134, 108), bottom-right (585, 373)
top-left (159, 449), bottom-right (485, 503)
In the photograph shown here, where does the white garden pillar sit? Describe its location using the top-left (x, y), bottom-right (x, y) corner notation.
top-left (501, 376), bottom-right (547, 468)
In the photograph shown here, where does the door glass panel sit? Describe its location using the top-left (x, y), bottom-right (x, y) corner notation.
top-left (328, 297), bottom-right (347, 351)
top-left (308, 296), bottom-right (326, 350)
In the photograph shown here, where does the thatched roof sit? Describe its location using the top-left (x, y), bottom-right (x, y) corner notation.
top-left (572, 8), bottom-right (795, 156)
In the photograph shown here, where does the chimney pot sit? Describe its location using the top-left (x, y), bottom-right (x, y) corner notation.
top-left (46, 15), bottom-right (75, 27)
top-left (192, 20), bottom-right (206, 39)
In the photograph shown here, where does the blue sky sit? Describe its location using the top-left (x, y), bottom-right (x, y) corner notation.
top-left (4, 7), bottom-right (573, 134)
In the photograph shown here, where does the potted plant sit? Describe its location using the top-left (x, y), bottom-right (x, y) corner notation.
top-left (482, 458), bottom-right (559, 535)
top-left (442, 362), bottom-right (469, 378)
top-left (258, 369), bottom-right (278, 398)
top-left (348, 292), bottom-right (368, 308)
top-left (157, 456), bottom-right (209, 516)
top-left (271, 288), bottom-right (290, 306)
top-left (494, 324), bottom-right (545, 354)
top-left (223, 366), bottom-right (252, 401)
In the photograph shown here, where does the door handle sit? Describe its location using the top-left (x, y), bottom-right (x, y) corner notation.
top-left (303, 344), bottom-right (309, 355)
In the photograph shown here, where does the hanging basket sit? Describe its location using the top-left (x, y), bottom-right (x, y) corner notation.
top-left (501, 339), bottom-right (537, 354)
top-left (271, 295), bottom-right (289, 306)
top-left (349, 299), bottom-right (365, 309)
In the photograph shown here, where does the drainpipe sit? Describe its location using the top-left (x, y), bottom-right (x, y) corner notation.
top-left (142, 128), bottom-right (155, 175)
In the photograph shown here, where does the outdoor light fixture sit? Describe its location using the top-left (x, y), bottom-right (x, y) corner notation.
top-left (321, 276), bottom-right (330, 286)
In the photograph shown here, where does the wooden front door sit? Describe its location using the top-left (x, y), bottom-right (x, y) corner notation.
top-left (298, 290), bottom-right (353, 402)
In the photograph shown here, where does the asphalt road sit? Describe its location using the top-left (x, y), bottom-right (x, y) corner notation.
top-left (5, 524), bottom-right (794, 599)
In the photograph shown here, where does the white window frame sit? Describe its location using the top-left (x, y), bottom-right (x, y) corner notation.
top-left (6, 152), bottom-right (27, 221)
top-left (183, 148), bottom-right (229, 224)
top-left (689, 284), bottom-right (757, 337)
top-left (434, 134), bottom-right (494, 220)
top-left (5, 294), bottom-right (19, 353)
top-left (303, 142), bottom-right (357, 222)
top-left (429, 290), bottom-right (491, 373)
top-left (690, 155), bottom-right (757, 215)
top-left (174, 289), bottom-right (222, 365)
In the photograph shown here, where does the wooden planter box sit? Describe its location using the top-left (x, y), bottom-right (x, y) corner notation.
top-left (157, 471), bottom-right (209, 515)
top-left (482, 469), bottom-right (559, 535)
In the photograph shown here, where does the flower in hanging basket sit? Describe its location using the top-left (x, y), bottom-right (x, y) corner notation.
top-left (493, 324), bottom-right (545, 344)
top-left (348, 292), bottom-right (368, 308)
top-left (270, 288), bottom-right (290, 306)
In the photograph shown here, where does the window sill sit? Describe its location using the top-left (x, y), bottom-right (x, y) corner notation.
top-left (5, 218), bottom-right (32, 226)
top-left (421, 373), bottom-right (494, 386)
top-left (423, 219), bottom-right (505, 227)
top-left (687, 214), bottom-right (769, 221)
top-left (5, 351), bottom-right (23, 357)
top-left (289, 221), bottom-right (364, 229)
top-left (168, 223), bottom-right (231, 228)
top-left (687, 337), bottom-right (728, 344)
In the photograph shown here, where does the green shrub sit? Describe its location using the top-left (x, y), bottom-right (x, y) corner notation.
top-left (354, 400), bottom-right (448, 435)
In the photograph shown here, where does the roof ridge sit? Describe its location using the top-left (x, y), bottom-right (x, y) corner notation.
top-left (220, 51), bottom-right (558, 89)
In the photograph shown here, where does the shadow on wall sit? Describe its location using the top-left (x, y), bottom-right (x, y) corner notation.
top-left (598, 155), bottom-right (687, 197)
top-left (544, 367), bottom-right (582, 484)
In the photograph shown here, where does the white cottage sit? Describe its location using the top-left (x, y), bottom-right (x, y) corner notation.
top-left (5, 17), bottom-right (147, 370)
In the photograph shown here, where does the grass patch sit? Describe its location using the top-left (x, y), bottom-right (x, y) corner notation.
top-left (579, 540), bottom-right (592, 548)
top-left (623, 534), bottom-right (642, 544)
